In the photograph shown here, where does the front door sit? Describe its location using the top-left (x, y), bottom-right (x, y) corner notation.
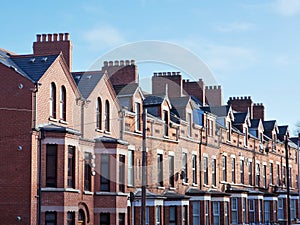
top-left (78, 209), bottom-right (85, 225)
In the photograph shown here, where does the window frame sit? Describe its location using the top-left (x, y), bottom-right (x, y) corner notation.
top-left (46, 144), bottom-right (57, 187)
top-left (60, 85), bottom-right (66, 121)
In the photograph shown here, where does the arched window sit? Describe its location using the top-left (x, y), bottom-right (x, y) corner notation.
top-left (50, 82), bottom-right (56, 118)
top-left (96, 97), bottom-right (102, 130)
top-left (105, 100), bottom-right (110, 132)
top-left (60, 86), bottom-right (66, 121)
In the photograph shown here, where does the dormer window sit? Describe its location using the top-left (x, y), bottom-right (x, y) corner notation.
top-left (272, 133), bottom-right (277, 150)
top-left (50, 82), bottom-right (56, 118)
top-left (226, 121), bottom-right (231, 141)
top-left (164, 110), bottom-right (169, 137)
top-left (135, 102), bottom-right (141, 131)
top-left (207, 119), bottom-right (214, 136)
top-left (243, 127), bottom-right (248, 147)
top-left (60, 86), bottom-right (66, 121)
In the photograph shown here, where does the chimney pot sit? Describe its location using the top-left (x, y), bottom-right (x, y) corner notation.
top-left (109, 61), bottom-right (113, 66)
top-left (53, 33), bottom-right (58, 41)
top-left (36, 34), bottom-right (41, 42)
top-left (120, 60), bottom-right (124, 66)
top-left (103, 61), bottom-right (108, 67)
top-left (114, 60), bottom-right (119, 66)
top-left (47, 34), bottom-right (53, 42)
top-left (131, 60), bottom-right (135, 65)
top-left (65, 33), bottom-right (70, 41)
top-left (59, 33), bottom-right (64, 41)
top-left (42, 34), bottom-right (47, 42)
top-left (125, 60), bottom-right (130, 65)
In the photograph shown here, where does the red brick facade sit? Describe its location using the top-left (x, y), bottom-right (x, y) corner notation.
top-left (0, 33), bottom-right (299, 225)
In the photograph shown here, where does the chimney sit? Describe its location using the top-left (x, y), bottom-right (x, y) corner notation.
top-left (253, 103), bottom-right (265, 120)
top-left (101, 60), bottom-right (138, 86)
top-left (33, 33), bottom-right (73, 71)
top-left (227, 96), bottom-right (253, 118)
top-left (152, 72), bottom-right (183, 97)
top-left (205, 85), bottom-right (223, 106)
top-left (183, 79), bottom-right (205, 104)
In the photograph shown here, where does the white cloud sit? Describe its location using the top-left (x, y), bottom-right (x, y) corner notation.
top-left (216, 22), bottom-right (255, 32)
top-left (273, 0), bottom-right (300, 16)
top-left (84, 25), bottom-right (126, 50)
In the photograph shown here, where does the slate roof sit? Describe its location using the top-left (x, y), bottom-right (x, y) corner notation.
top-left (233, 112), bottom-right (248, 125)
top-left (143, 95), bottom-right (165, 106)
top-left (72, 71), bottom-right (104, 99)
top-left (201, 105), bottom-right (230, 117)
top-left (185, 188), bottom-right (207, 195)
top-left (250, 119), bottom-right (260, 129)
top-left (95, 136), bottom-right (128, 145)
top-left (39, 123), bottom-right (81, 135)
top-left (134, 189), bottom-right (165, 199)
top-left (162, 191), bottom-right (190, 200)
top-left (278, 125), bottom-right (288, 135)
top-left (169, 96), bottom-right (190, 109)
top-left (263, 120), bottom-right (277, 131)
top-left (10, 54), bottom-right (59, 82)
top-left (113, 83), bottom-right (139, 96)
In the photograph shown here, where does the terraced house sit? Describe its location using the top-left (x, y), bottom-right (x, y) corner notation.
top-left (0, 33), bottom-right (299, 225)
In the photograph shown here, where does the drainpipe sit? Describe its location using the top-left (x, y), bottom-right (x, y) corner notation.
top-left (199, 126), bottom-right (204, 189)
top-left (37, 128), bottom-right (44, 225)
top-left (285, 137), bottom-right (291, 225)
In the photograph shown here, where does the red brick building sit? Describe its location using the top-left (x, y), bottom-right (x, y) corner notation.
top-left (0, 33), bottom-right (299, 225)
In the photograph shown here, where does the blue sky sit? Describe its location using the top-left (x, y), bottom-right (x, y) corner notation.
top-left (1, 0), bottom-right (300, 134)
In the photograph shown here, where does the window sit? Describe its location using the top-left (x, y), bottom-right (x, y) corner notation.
top-left (277, 164), bottom-right (281, 185)
top-left (232, 157), bottom-right (236, 183)
top-left (259, 199), bottom-right (263, 223)
top-left (255, 163), bottom-right (260, 186)
top-left (249, 161), bottom-right (253, 186)
top-left (270, 163), bottom-right (273, 185)
top-left (204, 157), bottom-right (208, 185)
top-left (242, 198), bottom-right (247, 223)
top-left (84, 153), bottom-right (91, 191)
top-left (145, 207), bottom-right (150, 225)
top-left (240, 159), bottom-right (244, 184)
top-left (249, 199), bottom-right (255, 223)
top-left (100, 154), bottom-right (110, 191)
top-left (50, 82), bottom-right (56, 118)
top-left (263, 165), bottom-right (267, 187)
top-left (282, 165), bottom-right (286, 185)
top-left (231, 198), bottom-right (238, 224)
top-left (183, 205), bottom-right (188, 225)
top-left (104, 100), bottom-right (110, 132)
top-left (187, 112), bottom-right (192, 137)
top-left (243, 127), bottom-right (248, 146)
top-left (264, 201), bottom-right (271, 223)
top-left (135, 102), bottom-right (141, 131)
top-left (291, 198), bottom-right (296, 220)
top-left (169, 155), bottom-right (174, 187)
top-left (192, 154), bottom-right (197, 184)
top-left (157, 154), bottom-right (163, 187)
top-left (289, 167), bottom-right (292, 186)
top-left (224, 202), bottom-right (229, 225)
top-left (226, 121), bottom-right (231, 141)
top-left (207, 119), bottom-right (214, 136)
top-left (222, 155), bottom-right (227, 181)
top-left (278, 198), bottom-right (284, 220)
top-left (156, 206), bottom-right (161, 225)
top-left (60, 85), bottom-right (66, 121)
top-left (119, 155), bottom-right (125, 192)
top-left (170, 206), bottom-right (177, 225)
top-left (182, 153), bottom-right (188, 183)
top-left (46, 144), bottom-right (57, 187)
top-left (67, 212), bottom-right (75, 225)
top-left (164, 110), bottom-right (169, 136)
top-left (205, 201), bottom-right (209, 225)
top-left (193, 202), bottom-right (200, 225)
top-left (45, 212), bottom-right (57, 225)
top-left (212, 159), bottom-right (216, 186)
top-left (100, 213), bottom-right (110, 225)
top-left (119, 213), bottom-right (125, 225)
top-left (96, 97), bottom-right (102, 130)
top-left (128, 150), bottom-right (134, 186)
top-left (213, 202), bottom-right (220, 225)
top-left (67, 146), bottom-right (75, 188)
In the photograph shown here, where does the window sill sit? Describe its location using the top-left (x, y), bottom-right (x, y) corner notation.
top-left (203, 184), bottom-right (209, 187)
top-left (59, 119), bottom-right (68, 124)
top-left (84, 191), bottom-right (94, 195)
top-left (163, 135), bottom-right (170, 139)
top-left (104, 131), bottom-right (112, 135)
top-left (41, 187), bottom-right (81, 193)
top-left (182, 182), bottom-right (189, 186)
top-left (192, 183), bottom-right (198, 187)
top-left (211, 185), bottom-right (217, 189)
top-left (157, 186), bottom-right (165, 190)
top-left (127, 185), bottom-right (135, 188)
top-left (134, 130), bottom-right (142, 134)
top-left (49, 117), bottom-right (58, 122)
top-left (95, 129), bottom-right (104, 133)
top-left (169, 187), bottom-right (176, 190)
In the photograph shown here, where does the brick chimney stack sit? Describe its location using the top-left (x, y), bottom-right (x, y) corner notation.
top-left (205, 85), bottom-right (223, 106)
top-left (152, 72), bottom-right (183, 97)
top-left (33, 33), bottom-right (73, 71)
top-left (227, 96), bottom-right (253, 118)
top-left (183, 79), bottom-right (205, 104)
top-left (253, 103), bottom-right (265, 120)
top-left (101, 60), bottom-right (138, 86)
